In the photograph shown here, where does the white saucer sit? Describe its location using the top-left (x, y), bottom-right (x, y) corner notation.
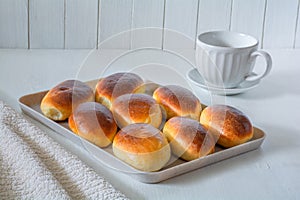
top-left (187, 68), bottom-right (260, 95)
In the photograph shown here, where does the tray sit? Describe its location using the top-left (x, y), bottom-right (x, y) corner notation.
top-left (19, 80), bottom-right (266, 183)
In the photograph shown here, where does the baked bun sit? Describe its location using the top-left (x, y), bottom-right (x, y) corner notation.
top-left (163, 117), bottom-right (215, 161)
top-left (41, 80), bottom-right (94, 121)
top-left (142, 81), bottom-right (160, 95)
top-left (112, 93), bottom-right (163, 129)
top-left (200, 105), bottom-right (254, 148)
top-left (95, 72), bottom-right (145, 109)
top-left (153, 85), bottom-right (201, 120)
top-left (68, 102), bottom-right (117, 148)
top-left (113, 123), bottom-right (171, 172)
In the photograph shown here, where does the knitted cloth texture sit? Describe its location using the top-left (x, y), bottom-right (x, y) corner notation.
top-left (0, 100), bottom-right (128, 200)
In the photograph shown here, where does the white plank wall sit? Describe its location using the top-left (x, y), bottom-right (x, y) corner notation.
top-left (230, 0), bottom-right (266, 47)
top-left (65, 0), bottom-right (98, 49)
top-left (0, 0), bottom-right (28, 48)
top-left (131, 0), bottom-right (164, 49)
top-left (29, 0), bottom-right (64, 48)
top-left (263, 0), bottom-right (299, 48)
top-left (197, 0), bottom-right (232, 35)
top-left (163, 0), bottom-right (199, 49)
top-left (1, 0), bottom-right (300, 49)
top-left (98, 0), bottom-right (132, 49)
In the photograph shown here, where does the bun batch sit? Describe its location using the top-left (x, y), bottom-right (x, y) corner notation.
top-left (40, 72), bottom-right (254, 172)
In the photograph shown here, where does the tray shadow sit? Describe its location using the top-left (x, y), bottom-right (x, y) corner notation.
top-left (159, 124), bottom-right (296, 186)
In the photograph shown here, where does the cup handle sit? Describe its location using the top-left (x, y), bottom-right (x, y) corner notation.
top-left (245, 50), bottom-right (272, 82)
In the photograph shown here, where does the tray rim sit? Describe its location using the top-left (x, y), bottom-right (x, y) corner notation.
top-left (18, 83), bottom-right (266, 183)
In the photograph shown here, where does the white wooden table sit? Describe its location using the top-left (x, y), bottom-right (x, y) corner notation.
top-left (1, 49), bottom-right (299, 199)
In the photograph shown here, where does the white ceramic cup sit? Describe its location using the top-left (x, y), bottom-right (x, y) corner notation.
top-left (196, 31), bottom-right (272, 88)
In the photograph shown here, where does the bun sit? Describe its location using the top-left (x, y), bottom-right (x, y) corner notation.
top-left (142, 81), bottom-right (160, 96)
top-left (153, 85), bottom-right (201, 120)
top-left (200, 105), bottom-right (253, 148)
top-left (163, 117), bottom-right (215, 161)
top-left (41, 80), bottom-right (94, 121)
top-left (95, 72), bottom-right (144, 109)
top-left (113, 123), bottom-right (171, 172)
top-left (68, 102), bottom-right (117, 147)
top-left (112, 93), bottom-right (163, 129)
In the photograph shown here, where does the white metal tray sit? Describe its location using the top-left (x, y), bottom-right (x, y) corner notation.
top-left (19, 80), bottom-right (266, 183)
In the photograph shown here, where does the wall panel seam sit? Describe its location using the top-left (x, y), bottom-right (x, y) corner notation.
top-left (27, 0), bottom-right (30, 49)
top-left (293, 0), bottom-right (300, 48)
top-left (96, 0), bottom-right (100, 49)
top-left (161, 0), bottom-right (166, 49)
top-left (194, 0), bottom-right (200, 49)
top-left (98, 0), bottom-right (102, 48)
top-left (130, 0), bottom-right (135, 49)
top-left (63, 0), bottom-right (66, 49)
top-left (228, 0), bottom-right (233, 30)
top-left (261, 0), bottom-right (267, 48)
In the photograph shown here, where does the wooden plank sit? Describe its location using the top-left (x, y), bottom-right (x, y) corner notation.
top-left (197, 0), bottom-right (232, 34)
top-left (131, 0), bottom-right (164, 49)
top-left (29, 0), bottom-right (64, 48)
top-left (263, 0), bottom-right (298, 48)
top-left (163, 0), bottom-right (199, 49)
top-left (98, 0), bottom-right (132, 49)
top-left (295, 2), bottom-right (300, 48)
top-left (231, 0), bottom-right (265, 47)
top-left (65, 0), bottom-right (98, 49)
top-left (0, 0), bottom-right (28, 48)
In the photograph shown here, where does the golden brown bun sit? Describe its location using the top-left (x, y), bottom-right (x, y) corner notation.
top-left (41, 80), bottom-right (94, 121)
top-left (142, 81), bottom-right (160, 96)
top-left (113, 123), bottom-right (171, 172)
top-left (111, 93), bottom-right (163, 129)
top-left (68, 102), bottom-right (117, 148)
top-left (95, 72), bottom-right (145, 109)
top-left (153, 85), bottom-right (202, 120)
top-left (163, 117), bottom-right (215, 161)
top-left (200, 105), bottom-right (254, 148)
top-left (68, 114), bottom-right (77, 134)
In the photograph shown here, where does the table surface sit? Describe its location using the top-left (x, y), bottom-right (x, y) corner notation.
top-left (1, 48), bottom-right (299, 200)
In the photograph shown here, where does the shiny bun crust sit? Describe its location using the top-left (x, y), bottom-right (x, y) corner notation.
top-left (200, 105), bottom-right (254, 148)
top-left (163, 117), bottom-right (215, 161)
top-left (95, 72), bottom-right (145, 109)
top-left (113, 123), bottom-right (171, 172)
top-left (153, 85), bottom-right (201, 120)
top-left (40, 80), bottom-right (94, 121)
top-left (68, 114), bottom-right (77, 134)
top-left (112, 93), bottom-right (163, 129)
top-left (68, 102), bottom-right (117, 147)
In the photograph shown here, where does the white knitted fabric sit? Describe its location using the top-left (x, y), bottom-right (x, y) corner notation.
top-left (0, 101), bottom-right (128, 200)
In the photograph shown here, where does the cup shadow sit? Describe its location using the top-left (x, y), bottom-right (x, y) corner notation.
top-left (238, 69), bottom-right (300, 99)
